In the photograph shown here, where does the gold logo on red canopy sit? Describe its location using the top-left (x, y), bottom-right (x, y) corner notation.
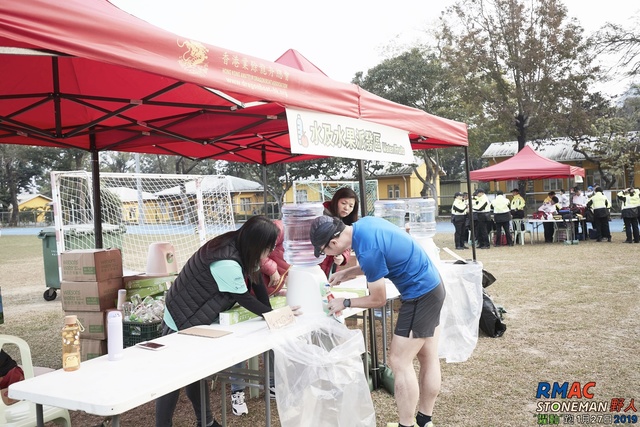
top-left (177, 39), bottom-right (208, 76)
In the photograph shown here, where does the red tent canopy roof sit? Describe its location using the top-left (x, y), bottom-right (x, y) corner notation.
top-left (0, 0), bottom-right (467, 165)
top-left (469, 145), bottom-right (585, 181)
top-left (274, 49), bottom-right (328, 77)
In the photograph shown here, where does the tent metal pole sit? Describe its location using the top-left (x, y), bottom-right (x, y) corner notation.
top-left (464, 146), bottom-right (476, 261)
top-left (358, 160), bottom-right (367, 218)
top-left (90, 134), bottom-right (103, 249)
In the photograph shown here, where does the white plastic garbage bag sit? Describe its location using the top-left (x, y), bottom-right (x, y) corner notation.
top-left (273, 318), bottom-right (375, 427)
top-left (436, 260), bottom-right (484, 362)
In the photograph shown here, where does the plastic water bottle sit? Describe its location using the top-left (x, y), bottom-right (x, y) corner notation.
top-left (62, 315), bottom-right (81, 371)
top-left (320, 282), bottom-right (332, 315)
top-left (406, 198), bottom-right (437, 238)
top-left (282, 203), bottom-right (325, 266)
top-left (373, 200), bottom-right (406, 228)
top-left (107, 311), bottom-right (124, 361)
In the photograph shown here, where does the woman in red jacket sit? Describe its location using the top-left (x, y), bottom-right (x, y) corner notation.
top-left (259, 219), bottom-right (290, 296)
top-left (319, 187), bottom-right (359, 277)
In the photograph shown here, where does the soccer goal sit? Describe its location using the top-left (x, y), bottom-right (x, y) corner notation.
top-left (50, 171), bottom-right (235, 273)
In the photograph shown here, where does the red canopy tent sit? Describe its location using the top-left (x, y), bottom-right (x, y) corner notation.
top-left (0, 0), bottom-right (468, 247)
top-left (469, 145), bottom-right (585, 181)
top-left (0, 0), bottom-right (467, 164)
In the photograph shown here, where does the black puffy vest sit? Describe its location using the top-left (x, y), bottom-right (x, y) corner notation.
top-left (165, 238), bottom-right (243, 330)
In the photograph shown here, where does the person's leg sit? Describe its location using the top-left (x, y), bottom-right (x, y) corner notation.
top-left (388, 334), bottom-right (426, 426)
top-left (155, 389), bottom-right (181, 427)
top-left (624, 218), bottom-right (633, 242)
top-left (601, 218), bottom-right (611, 240)
top-left (632, 218), bottom-right (640, 242)
top-left (416, 325), bottom-right (442, 419)
top-left (494, 223), bottom-right (502, 246)
top-left (502, 222), bottom-right (513, 245)
top-left (229, 361), bottom-right (248, 416)
top-left (453, 221), bottom-right (463, 248)
top-left (184, 379), bottom-right (213, 427)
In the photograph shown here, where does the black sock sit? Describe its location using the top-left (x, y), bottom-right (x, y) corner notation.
top-left (417, 411), bottom-right (432, 426)
top-left (399, 424), bottom-right (413, 427)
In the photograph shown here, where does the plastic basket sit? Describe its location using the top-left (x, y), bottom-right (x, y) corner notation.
top-left (123, 320), bottom-right (162, 348)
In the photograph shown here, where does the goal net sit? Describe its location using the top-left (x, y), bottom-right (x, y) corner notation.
top-left (51, 171), bottom-right (235, 274)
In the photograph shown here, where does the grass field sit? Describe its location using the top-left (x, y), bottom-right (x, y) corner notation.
top-left (0, 231), bottom-right (638, 426)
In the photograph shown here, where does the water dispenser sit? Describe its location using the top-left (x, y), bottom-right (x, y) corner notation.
top-left (406, 198), bottom-right (437, 238)
top-left (282, 203), bottom-right (328, 315)
top-left (373, 200), bottom-right (406, 228)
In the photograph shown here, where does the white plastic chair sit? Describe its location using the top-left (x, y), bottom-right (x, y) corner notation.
top-left (0, 335), bottom-right (71, 427)
top-left (512, 219), bottom-right (532, 245)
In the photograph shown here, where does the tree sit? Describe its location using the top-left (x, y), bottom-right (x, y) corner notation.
top-left (0, 145), bottom-right (53, 225)
top-left (437, 0), bottom-right (602, 194)
top-left (593, 16), bottom-right (640, 78)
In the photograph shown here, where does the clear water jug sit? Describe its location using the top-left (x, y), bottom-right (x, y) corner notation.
top-left (282, 203), bottom-right (325, 266)
top-left (406, 198), bottom-right (437, 238)
top-left (373, 200), bottom-right (406, 228)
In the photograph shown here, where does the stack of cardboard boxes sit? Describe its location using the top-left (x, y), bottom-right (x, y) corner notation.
top-left (59, 248), bottom-right (124, 361)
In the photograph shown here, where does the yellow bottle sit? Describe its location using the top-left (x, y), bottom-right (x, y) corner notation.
top-left (62, 315), bottom-right (81, 371)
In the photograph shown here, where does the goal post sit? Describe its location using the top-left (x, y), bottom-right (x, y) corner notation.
top-left (51, 171), bottom-right (235, 274)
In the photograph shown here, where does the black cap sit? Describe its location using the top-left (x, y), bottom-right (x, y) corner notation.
top-left (454, 192), bottom-right (462, 197)
top-left (309, 216), bottom-right (346, 257)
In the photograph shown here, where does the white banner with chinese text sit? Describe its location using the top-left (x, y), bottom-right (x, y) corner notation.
top-left (286, 107), bottom-right (413, 164)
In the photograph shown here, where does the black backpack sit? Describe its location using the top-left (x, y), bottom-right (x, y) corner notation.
top-left (479, 290), bottom-right (507, 337)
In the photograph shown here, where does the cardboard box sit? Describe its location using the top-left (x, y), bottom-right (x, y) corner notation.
top-left (67, 308), bottom-right (119, 340)
top-left (218, 296), bottom-right (287, 326)
top-left (81, 338), bottom-right (107, 361)
top-left (123, 274), bottom-right (177, 290)
top-left (61, 278), bottom-right (123, 311)
top-left (61, 249), bottom-right (123, 282)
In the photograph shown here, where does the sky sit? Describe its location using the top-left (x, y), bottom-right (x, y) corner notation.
top-left (111, 0), bottom-right (639, 98)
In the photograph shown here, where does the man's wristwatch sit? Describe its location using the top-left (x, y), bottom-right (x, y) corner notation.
top-left (343, 298), bottom-right (351, 308)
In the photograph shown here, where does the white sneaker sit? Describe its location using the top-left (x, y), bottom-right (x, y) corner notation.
top-left (269, 386), bottom-right (276, 399)
top-left (231, 391), bottom-right (248, 416)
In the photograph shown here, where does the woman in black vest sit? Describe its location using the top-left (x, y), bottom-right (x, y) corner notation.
top-left (155, 216), bottom-right (300, 427)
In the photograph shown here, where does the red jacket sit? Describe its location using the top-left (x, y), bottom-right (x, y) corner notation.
top-left (259, 220), bottom-right (290, 295)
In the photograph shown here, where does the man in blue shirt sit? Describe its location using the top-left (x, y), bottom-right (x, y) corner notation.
top-left (310, 215), bottom-right (445, 427)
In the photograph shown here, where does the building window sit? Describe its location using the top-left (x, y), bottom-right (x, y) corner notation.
top-left (387, 184), bottom-right (400, 199)
top-left (296, 190), bottom-right (308, 203)
top-left (240, 197), bottom-right (251, 212)
top-left (543, 179), bottom-right (563, 192)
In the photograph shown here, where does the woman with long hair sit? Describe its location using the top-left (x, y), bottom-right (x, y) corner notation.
top-left (155, 215), bottom-right (298, 427)
top-left (319, 187), bottom-right (359, 277)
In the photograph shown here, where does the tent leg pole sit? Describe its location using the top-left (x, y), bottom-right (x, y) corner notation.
top-left (91, 134), bottom-right (103, 249)
top-left (464, 146), bottom-right (476, 261)
top-left (358, 160), bottom-right (367, 218)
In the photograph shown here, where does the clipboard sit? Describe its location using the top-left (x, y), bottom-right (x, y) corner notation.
top-left (178, 326), bottom-right (232, 339)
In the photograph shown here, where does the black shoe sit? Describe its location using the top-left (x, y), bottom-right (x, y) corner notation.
top-left (455, 247), bottom-right (463, 250)
top-left (635, 241), bottom-right (640, 243)
top-left (596, 239), bottom-right (602, 242)
top-left (607, 237), bottom-right (612, 242)
top-left (462, 246), bottom-right (469, 249)
top-left (624, 240), bottom-right (632, 243)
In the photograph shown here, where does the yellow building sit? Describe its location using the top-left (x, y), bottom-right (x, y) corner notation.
top-left (16, 194), bottom-right (52, 223)
top-left (372, 159), bottom-right (441, 200)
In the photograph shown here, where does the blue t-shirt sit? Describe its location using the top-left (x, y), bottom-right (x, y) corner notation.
top-left (352, 216), bottom-right (440, 299)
